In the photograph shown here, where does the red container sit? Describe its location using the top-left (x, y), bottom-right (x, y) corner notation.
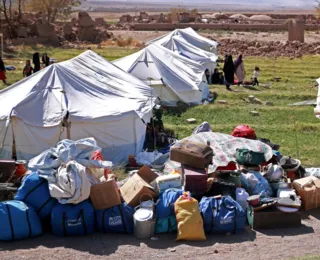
top-left (15, 161), bottom-right (27, 178)
top-left (92, 151), bottom-right (109, 179)
top-left (183, 165), bottom-right (207, 194)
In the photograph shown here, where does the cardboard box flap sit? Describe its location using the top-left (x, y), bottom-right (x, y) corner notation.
top-left (138, 165), bottom-right (158, 184)
top-left (313, 178), bottom-right (320, 189)
top-left (120, 173), bottom-right (156, 207)
top-left (293, 176), bottom-right (318, 188)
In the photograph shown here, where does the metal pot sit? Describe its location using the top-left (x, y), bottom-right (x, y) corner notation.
top-left (133, 208), bottom-right (155, 240)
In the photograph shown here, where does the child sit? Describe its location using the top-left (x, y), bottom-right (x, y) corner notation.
top-left (23, 60), bottom-right (34, 77)
top-left (252, 67), bottom-right (260, 86)
top-left (0, 57), bottom-right (7, 85)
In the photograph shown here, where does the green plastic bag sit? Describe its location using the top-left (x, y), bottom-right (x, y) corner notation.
top-left (236, 149), bottom-right (265, 166)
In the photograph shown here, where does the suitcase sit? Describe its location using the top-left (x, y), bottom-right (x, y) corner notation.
top-left (170, 140), bottom-right (213, 169)
top-left (156, 174), bottom-right (182, 193)
top-left (183, 165), bottom-right (207, 194)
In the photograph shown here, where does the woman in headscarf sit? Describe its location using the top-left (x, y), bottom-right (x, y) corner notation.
top-left (33, 52), bottom-right (41, 73)
top-left (234, 54), bottom-right (245, 86)
top-left (0, 57), bottom-right (7, 85)
top-left (223, 55), bottom-right (235, 91)
top-left (42, 53), bottom-right (50, 67)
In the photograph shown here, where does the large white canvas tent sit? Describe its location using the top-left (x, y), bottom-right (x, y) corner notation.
top-left (147, 27), bottom-right (219, 54)
top-left (0, 50), bottom-right (156, 163)
top-left (163, 35), bottom-right (218, 74)
top-left (113, 44), bottom-right (209, 106)
top-left (315, 78), bottom-right (320, 119)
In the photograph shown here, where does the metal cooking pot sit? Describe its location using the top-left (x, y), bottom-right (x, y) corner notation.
top-left (133, 208), bottom-right (155, 240)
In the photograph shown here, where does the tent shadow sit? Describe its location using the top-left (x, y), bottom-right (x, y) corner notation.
top-left (164, 103), bottom-right (189, 116)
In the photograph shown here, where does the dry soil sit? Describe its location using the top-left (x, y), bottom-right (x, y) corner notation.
top-left (1, 209), bottom-right (320, 260)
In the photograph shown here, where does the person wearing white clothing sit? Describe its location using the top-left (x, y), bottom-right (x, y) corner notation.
top-left (253, 66), bottom-right (260, 86)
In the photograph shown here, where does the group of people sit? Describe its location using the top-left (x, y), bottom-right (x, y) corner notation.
top-left (0, 53), bottom-right (51, 85)
top-left (23, 53), bottom-right (51, 77)
top-left (205, 54), bottom-right (260, 91)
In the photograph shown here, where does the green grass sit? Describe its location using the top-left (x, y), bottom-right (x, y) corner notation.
top-left (1, 47), bottom-right (319, 166)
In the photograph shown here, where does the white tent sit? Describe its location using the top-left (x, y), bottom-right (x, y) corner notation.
top-left (315, 78), bottom-right (320, 119)
top-left (113, 44), bottom-right (209, 106)
top-left (0, 50), bottom-right (156, 164)
top-left (162, 35), bottom-right (218, 74)
top-left (147, 27), bottom-right (219, 54)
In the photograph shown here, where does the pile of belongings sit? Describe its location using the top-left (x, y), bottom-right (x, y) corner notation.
top-left (0, 123), bottom-right (318, 242)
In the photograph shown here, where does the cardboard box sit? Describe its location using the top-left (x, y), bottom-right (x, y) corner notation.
top-left (247, 206), bottom-right (301, 230)
top-left (137, 165), bottom-right (158, 184)
top-left (90, 179), bottom-right (121, 210)
top-left (120, 173), bottom-right (157, 207)
top-left (293, 176), bottom-right (320, 211)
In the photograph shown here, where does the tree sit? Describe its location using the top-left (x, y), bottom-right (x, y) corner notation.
top-left (27, 0), bottom-right (82, 23)
top-left (0, 0), bottom-right (25, 38)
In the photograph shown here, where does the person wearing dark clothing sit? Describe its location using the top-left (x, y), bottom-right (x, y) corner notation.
top-left (211, 68), bottom-right (224, 85)
top-left (42, 53), bottom-right (50, 67)
top-left (205, 69), bottom-right (211, 84)
top-left (33, 52), bottom-right (41, 73)
top-left (223, 55), bottom-right (235, 91)
top-left (0, 57), bottom-right (7, 85)
top-left (23, 60), bottom-right (34, 77)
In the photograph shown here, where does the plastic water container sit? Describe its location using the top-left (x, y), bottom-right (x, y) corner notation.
top-left (236, 188), bottom-right (249, 211)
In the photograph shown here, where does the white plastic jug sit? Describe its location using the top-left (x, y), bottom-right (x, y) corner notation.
top-left (236, 188), bottom-right (249, 211)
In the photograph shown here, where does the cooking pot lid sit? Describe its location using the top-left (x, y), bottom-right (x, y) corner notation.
top-left (135, 208), bottom-right (153, 221)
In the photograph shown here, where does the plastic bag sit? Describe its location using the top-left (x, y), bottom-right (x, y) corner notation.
top-left (241, 171), bottom-right (273, 197)
top-left (305, 168), bottom-right (320, 178)
top-left (174, 192), bottom-right (206, 241)
top-left (136, 151), bottom-right (162, 166)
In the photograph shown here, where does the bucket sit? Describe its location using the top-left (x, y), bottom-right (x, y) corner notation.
top-left (139, 194), bottom-right (155, 211)
top-left (133, 208), bottom-right (155, 240)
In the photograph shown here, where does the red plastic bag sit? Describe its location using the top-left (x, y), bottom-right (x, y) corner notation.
top-left (231, 125), bottom-right (257, 140)
top-left (92, 151), bottom-right (110, 179)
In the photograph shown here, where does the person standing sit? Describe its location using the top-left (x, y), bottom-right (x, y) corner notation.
top-left (42, 53), bottom-right (50, 67)
top-left (23, 60), bottom-right (34, 77)
top-left (252, 67), bottom-right (260, 86)
top-left (0, 57), bottom-right (7, 85)
top-left (33, 52), bottom-right (41, 73)
top-left (205, 69), bottom-right (211, 84)
top-left (223, 55), bottom-right (235, 91)
top-left (234, 54), bottom-right (245, 86)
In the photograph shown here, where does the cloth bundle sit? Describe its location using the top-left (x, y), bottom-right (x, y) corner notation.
top-left (28, 138), bottom-right (112, 204)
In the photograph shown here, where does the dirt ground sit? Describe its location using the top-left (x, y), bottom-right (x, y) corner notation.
top-left (1, 209), bottom-right (320, 260)
top-left (111, 30), bottom-right (320, 44)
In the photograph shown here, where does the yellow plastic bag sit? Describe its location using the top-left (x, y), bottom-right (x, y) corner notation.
top-left (174, 193), bottom-right (206, 241)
